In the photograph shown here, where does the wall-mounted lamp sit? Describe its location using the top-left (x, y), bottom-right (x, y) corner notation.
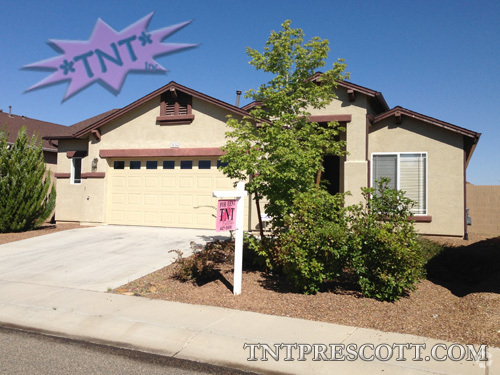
top-left (91, 158), bottom-right (98, 172)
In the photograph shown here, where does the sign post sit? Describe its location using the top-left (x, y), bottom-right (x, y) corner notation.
top-left (213, 181), bottom-right (248, 295)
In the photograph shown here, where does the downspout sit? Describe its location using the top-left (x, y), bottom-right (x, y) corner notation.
top-left (463, 147), bottom-right (468, 240)
top-left (366, 115), bottom-right (371, 187)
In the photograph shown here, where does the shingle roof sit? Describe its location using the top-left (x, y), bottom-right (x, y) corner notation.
top-left (0, 111), bottom-right (68, 151)
top-left (68, 109), bottom-right (120, 134)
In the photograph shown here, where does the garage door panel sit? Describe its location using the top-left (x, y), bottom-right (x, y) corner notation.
top-left (107, 158), bottom-right (237, 229)
top-left (144, 211), bottom-right (158, 223)
top-left (128, 177), bottom-right (142, 188)
top-left (143, 194), bottom-right (158, 205)
top-left (178, 213), bottom-right (193, 225)
top-left (126, 211), bottom-right (141, 222)
top-left (145, 177), bottom-right (158, 188)
top-left (111, 193), bottom-right (125, 204)
top-left (178, 195), bottom-right (193, 207)
top-left (161, 194), bottom-right (175, 206)
top-left (127, 193), bottom-right (141, 205)
top-left (216, 177), bottom-right (232, 189)
top-left (112, 176), bottom-right (125, 187)
top-left (179, 177), bottom-right (194, 188)
top-left (196, 177), bottom-right (212, 189)
top-left (162, 177), bottom-right (176, 188)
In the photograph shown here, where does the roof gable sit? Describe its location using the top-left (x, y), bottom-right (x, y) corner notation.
top-left (67, 82), bottom-right (250, 139)
top-left (243, 73), bottom-right (390, 113)
top-left (372, 106), bottom-right (481, 166)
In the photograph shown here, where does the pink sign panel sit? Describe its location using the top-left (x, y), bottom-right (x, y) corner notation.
top-left (216, 199), bottom-right (237, 231)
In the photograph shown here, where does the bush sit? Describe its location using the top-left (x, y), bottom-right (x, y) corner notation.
top-left (347, 179), bottom-right (425, 301)
top-left (170, 240), bottom-right (231, 284)
top-left (0, 126), bottom-right (55, 233)
top-left (277, 189), bottom-right (350, 294)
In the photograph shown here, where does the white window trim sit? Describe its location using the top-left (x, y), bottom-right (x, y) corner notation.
top-left (71, 157), bottom-right (82, 185)
top-left (371, 152), bottom-right (428, 215)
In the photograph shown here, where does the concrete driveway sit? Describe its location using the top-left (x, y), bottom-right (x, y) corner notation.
top-left (0, 226), bottom-right (226, 292)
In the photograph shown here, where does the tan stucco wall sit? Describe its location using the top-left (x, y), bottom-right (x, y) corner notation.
top-left (369, 117), bottom-right (465, 236)
top-left (55, 138), bottom-right (107, 224)
top-left (99, 97), bottom-right (231, 149)
top-left (308, 88), bottom-right (370, 205)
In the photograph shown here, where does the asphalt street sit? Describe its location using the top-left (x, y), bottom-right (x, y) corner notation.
top-left (0, 327), bottom-right (257, 375)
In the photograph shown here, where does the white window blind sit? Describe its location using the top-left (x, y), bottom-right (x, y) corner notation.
top-left (372, 153), bottom-right (427, 215)
top-left (372, 155), bottom-right (397, 190)
top-left (400, 154), bottom-right (426, 214)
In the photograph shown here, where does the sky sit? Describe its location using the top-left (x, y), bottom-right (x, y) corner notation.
top-left (1, 0), bottom-right (498, 185)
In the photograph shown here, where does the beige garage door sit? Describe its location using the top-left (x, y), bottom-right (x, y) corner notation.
top-left (107, 157), bottom-right (234, 229)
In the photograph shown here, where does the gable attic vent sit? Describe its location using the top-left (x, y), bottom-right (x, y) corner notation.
top-left (157, 88), bottom-right (194, 125)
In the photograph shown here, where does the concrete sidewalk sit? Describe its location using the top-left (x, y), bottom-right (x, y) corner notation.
top-left (0, 279), bottom-right (496, 375)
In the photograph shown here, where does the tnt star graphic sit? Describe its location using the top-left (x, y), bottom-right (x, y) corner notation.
top-left (23, 13), bottom-right (197, 101)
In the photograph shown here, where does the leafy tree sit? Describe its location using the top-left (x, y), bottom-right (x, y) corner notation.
top-left (0, 126), bottom-right (56, 232)
top-left (221, 20), bottom-right (349, 231)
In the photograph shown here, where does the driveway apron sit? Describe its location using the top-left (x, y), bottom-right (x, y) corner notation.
top-left (0, 226), bottom-right (225, 291)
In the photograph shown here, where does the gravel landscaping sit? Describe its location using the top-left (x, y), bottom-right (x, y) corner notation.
top-left (115, 233), bottom-right (500, 348)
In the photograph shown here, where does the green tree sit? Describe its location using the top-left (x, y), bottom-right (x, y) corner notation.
top-left (221, 20), bottom-right (349, 231)
top-left (0, 126), bottom-right (56, 232)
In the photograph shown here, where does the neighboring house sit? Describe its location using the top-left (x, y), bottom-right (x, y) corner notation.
top-left (0, 109), bottom-right (68, 172)
top-left (45, 79), bottom-right (480, 238)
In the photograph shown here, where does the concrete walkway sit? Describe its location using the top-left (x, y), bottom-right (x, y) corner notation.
top-left (0, 227), bottom-right (496, 374)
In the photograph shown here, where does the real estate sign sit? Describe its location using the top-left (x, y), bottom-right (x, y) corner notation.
top-left (216, 199), bottom-right (237, 232)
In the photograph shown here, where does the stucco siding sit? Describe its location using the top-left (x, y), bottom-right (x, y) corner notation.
top-left (98, 97), bottom-right (232, 150)
top-left (369, 117), bottom-right (465, 236)
top-left (55, 138), bottom-right (107, 224)
top-left (309, 89), bottom-right (370, 205)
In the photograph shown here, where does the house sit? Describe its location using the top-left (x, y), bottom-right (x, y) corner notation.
top-left (45, 79), bottom-right (480, 238)
top-left (0, 108), bottom-right (68, 172)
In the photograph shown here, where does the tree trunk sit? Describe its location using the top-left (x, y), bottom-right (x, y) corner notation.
top-left (315, 168), bottom-right (322, 187)
top-left (255, 195), bottom-right (265, 238)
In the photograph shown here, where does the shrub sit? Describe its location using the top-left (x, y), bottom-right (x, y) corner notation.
top-left (417, 237), bottom-right (445, 263)
top-left (0, 126), bottom-right (55, 233)
top-left (277, 189), bottom-right (350, 294)
top-left (169, 240), bottom-right (231, 284)
top-left (347, 179), bottom-right (425, 301)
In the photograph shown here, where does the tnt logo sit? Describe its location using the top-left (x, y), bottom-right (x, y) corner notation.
top-left (23, 13), bottom-right (197, 101)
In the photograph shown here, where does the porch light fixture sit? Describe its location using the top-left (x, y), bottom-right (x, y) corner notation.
top-left (91, 158), bottom-right (98, 172)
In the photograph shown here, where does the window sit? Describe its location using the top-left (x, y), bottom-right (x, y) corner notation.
top-left (198, 160), bottom-right (211, 169)
top-left (180, 160), bottom-right (193, 169)
top-left (71, 158), bottom-right (82, 184)
top-left (130, 161), bottom-right (141, 169)
top-left (113, 161), bottom-right (125, 169)
top-left (372, 153), bottom-right (427, 215)
top-left (146, 161), bottom-right (158, 170)
top-left (163, 160), bottom-right (175, 169)
top-left (217, 160), bottom-right (228, 169)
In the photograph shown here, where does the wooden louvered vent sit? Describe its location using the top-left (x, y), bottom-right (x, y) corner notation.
top-left (157, 88), bottom-right (194, 125)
